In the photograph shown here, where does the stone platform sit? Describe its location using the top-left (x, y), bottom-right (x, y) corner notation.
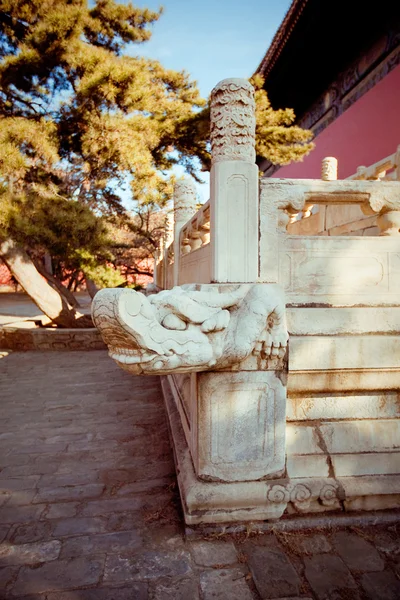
top-left (0, 351), bottom-right (399, 599)
top-left (0, 293), bottom-right (105, 351)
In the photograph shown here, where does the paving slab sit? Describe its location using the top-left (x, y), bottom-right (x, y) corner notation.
top-left (361, 570), bottom-right (400, 600)
top-left (332, 530), bottom-right (385, 571)
top-left (190, 540), bottom-right (238, 566)
top-left (0, 351), bottom-right (399, 599)
top-left (304, 554), bottom-right (360, 600)
top-left (199, 568), bottom-right (253, 600)
top-left (246, 544), bottom-right (301, 599)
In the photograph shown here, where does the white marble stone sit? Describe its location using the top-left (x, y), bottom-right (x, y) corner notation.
top-left (286, 455), bottom-right (330, 479)
top-left (341, 474), bottom-right (400, 497)
top-left (259, 178), bottom-right (400, 305)
top-left (344, 494), bottom-right (400, 512)
top-left (319, 420), bottom-right (400, 454)
top-left (211, 161), bottom-right (259, 283)
top-left (210, 79), bottom-right (258, 284)
top-left (93, 76), bottom-right (400, 525)
top-left (92, 283), bottom-right (287, 375)
top-left (331, 453), bottom-right (400, 477)
top-left (289, 336), bottom-right (400, 372)
top-left (287, 307), bottom-right (400, 335)
top-left (286, 424), bottom-right (324, 455)
top-left (287, 393), bottom-right (400, 421)
top-left (288, 368), bottom-right (400, 393)
top-left (196, 371), bottom-right (286, 481)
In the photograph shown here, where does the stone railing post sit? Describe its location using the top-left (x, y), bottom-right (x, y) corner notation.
top-left (162, 212), bottom-right (174, 289)
top-left (210, 79), bottom-right (259, 283)
top-left (173, 178), bottom-right (197, 286)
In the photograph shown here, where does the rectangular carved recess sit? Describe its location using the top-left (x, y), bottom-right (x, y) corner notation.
top-left (196, 371), bottom-right (286, 482)
top-left (280, 236), bottom-right (400, 305)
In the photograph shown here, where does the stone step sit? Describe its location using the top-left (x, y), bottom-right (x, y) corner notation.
top-left (287, 392), bottom-right (400, 421)
top-left (289, 335), bottom-right (400, 371)
top-left (287, 421), bottom-right (400, 455)
top-left (287, 306), bottom-right (400, 336)
top-left (286, 421), bottom-right (400, 478)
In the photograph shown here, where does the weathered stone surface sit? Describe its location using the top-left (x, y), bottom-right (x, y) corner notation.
top-left (0, 326), bottom-right (106, 352)
top-left (153, 578), bottom-right (199, 600)
top-left (104, 551), bottom-right (192, 583)
top-left (319, 421), bottom-right (400, 454)
top-left (332, 453), bottom-right (400, 477)
top-left (0, 540), bottom-right (60, 566)
top-left (190, 540), bottom-right (238, 566)
top-left (41, 585), bottom-right (148, 599)
top-left (92, 283), bottom-right (287, 375)
top-left (287, 392), bottom-right (400, 422)
top-left (33, 483), bottom-right (105, 503)
top-left (199, 568), bottom-right (253, 600)
top-left (8, 520), bottom-right (53, 544)
top-left (0, 565), bottom-right (18, 593)
top-left (0, 504), bottom-right (46, 524)
top-left (369, 532), bottom-right (400, 555)
top-left (12, 556), bottom-right (105, 595)
top-left (0, 525), bottom-right (10, 543)
top-left (45, 502), bottom-right (78, 520)
top-left (332, 531), bottom-right (385, 572)
top-left (286, 455), bottom-right (330, 478)
top-left (80, 496), bottom-right (149, 517)
top-left (344, 494), bottom-right (400, 512)
top-left (0, 476), bottom-right (40, 491)
top-left (247, 545), bottom-right (301, 599)
top-left (0, 491), bottom-right (10, 507)
top-left (283, 534), bottom-right (332, 555)
top-left (361, 571), bottom-right (400, 600)
top-left (53, 517), bottom-right (108, 537)
top-left (61, 531), bottom-right (143, 558)
top-left (286, 424), bottom-right (323, 455)
top-left (290, 336), bottom-right (400, 372)
top-left (287, 307), bottom-right (400, 337)
top-left (304, 555), bottom-right (359, 600)
top-left (3, 489), bottom-right (36, 506)
top-left (1, 349), bottom-right (400, 598)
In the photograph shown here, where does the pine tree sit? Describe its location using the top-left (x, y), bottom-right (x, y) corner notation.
top-left (0, 1), bottom-right (313, 327)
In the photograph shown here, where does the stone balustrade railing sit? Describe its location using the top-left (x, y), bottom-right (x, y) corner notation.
top-left (179, 200), bottom-right (210, 255)
top-left (93, 76), bottom-right (400, 526)
top-left (348, 145), bottom-right (400, 181)
top-left (289, 149), bottom-right (400, 230)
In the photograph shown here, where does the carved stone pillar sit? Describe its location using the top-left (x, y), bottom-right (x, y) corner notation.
top-left (210, 78), bottom-right (259, 283)
top-left (321, 156), bottom-right (338, 181)
top-left (173, 178), bottom-right (197, 285)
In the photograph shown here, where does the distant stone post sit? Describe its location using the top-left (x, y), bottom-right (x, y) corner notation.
top-left (210, 78), bottom-right (259, 282)
top-left (162, 212), bottom-right (174, 289)
top-left (173, 178), bottom-right (197, 286)
top-left (321, 156), bottom-right (338, 181)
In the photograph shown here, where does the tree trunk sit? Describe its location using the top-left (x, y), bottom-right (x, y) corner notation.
top-left (0, 238), bottom-right (92, 328)
top-left (85, 277), bottom-right (99, 299)
top-left (33, 258), bottom-right (80, 308)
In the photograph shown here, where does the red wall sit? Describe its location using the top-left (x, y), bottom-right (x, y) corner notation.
top-left (274, 64), bottom-right (400, 179)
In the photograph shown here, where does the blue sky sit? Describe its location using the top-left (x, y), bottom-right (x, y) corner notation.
top-left (132, 0), bottom-right (292, 98)
top-left (125, 0), bottom-right (292, 202)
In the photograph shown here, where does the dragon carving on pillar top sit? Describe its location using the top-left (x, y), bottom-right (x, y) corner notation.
top-left (92, 284), bottom-right (288, 375)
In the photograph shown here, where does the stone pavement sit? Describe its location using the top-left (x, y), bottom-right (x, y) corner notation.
top-left (0, 351), bottom-right (399, 600)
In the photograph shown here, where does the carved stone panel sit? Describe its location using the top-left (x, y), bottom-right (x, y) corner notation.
top-left (196, 371), bottom-right (286, 482)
